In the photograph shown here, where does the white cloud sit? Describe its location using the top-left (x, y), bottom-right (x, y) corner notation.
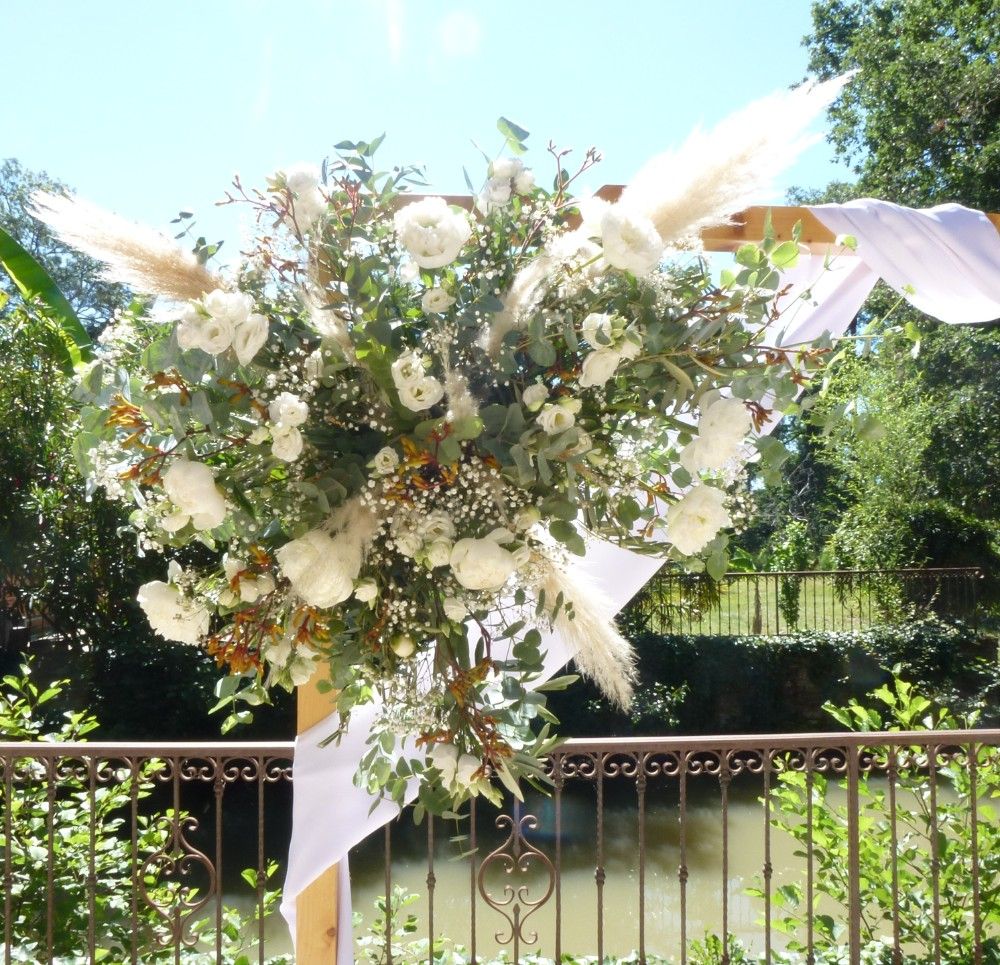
top-left (437, 8), bottom-right (482, 59)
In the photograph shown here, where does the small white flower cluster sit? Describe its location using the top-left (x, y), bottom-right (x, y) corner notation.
top-left (87, 441), bottom-right (131, 500)
top-left (273, 163), bottom-right (326, 231)
top-left (177, 289), bottom-right (269, 366)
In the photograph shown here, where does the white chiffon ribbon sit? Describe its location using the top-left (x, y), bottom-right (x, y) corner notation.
top-left (280, 199), bottom-right (1000, 961)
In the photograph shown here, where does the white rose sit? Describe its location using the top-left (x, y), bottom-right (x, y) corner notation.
top-left (160, 510), bottom-right (190, 534)
top-left (398, 376), bottom-right (444, 412)
top-left (442, 596), bottom-right (467, 622)
top-left (137, 580), bottom-right (210, 646)
top-left (680, 393), bottom-right (753, 474)
top-left (424, 539), bottom-right (453, 569)
top-left (478, 178), bottom-right (512, 212)
top-left (247, 426), bottom-right (270, 446)
top-left (514, 506), bottom-right (541, 531)
top-left (204, 289), bottom-right (253, 327)
top-left (450, 537), bottom-right (517, 591)
top-left (419, 511), bottom-right (456, 542)
top-left (393, 526), bottom-right (424, 558)
top-left (455, 754), bottom-right (481, 786)
top-left (665, 484), bottom-right (732, 557)
top-left (271, 425), bottom-right (304, 462)
top-left (393, 197), bottom-right (472, 269)
top-left (370, 446), bottom-right (400, 476)
top-left (421, 288), bottom-right (456, 314)
top-left (579, 348), bottom-right (624, 388)
top-left (276, 529), bottom-right (361, 608)
top-left (281, 163), bottom-right (325, 229)
top-left (522, 382), bottom-right (548, 411)
top-left (514, 169), bottom-right (535, 195)
top-left (354, 578), bottom-right (378, 604)
top-left (618, 336), bottom-right (642, 361)
top-left (490, 157), bottom-right (524, 180)
top-left (391, 351), bottom-right (425, 387)
top-left (536, 403), bottom-right (576, 435)
top-left (268, 392), bottom-right (309, 427)
top-left (162, 459), bottom-right (227, 531)
top-left (600, 207), bottom-right (663, 275)
top-left (581, 312), bottom-right (613, 346)
top-left (232, 313), bottom-right (269, 366)
top-left (264, 638), bottom-right (292, 667)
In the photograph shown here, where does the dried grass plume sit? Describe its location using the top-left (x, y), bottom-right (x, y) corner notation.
top-left (541, 561), bottom-right (637, 708)
top-left (31, 191), bottom-right (222, 301)
top-left (617, 74), bottom-right (854, 245)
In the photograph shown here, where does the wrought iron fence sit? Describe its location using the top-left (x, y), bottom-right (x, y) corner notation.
top-left (4, 731), bottom-right (1000, 963)
top-left (623, 567), bottom-right (984, 637)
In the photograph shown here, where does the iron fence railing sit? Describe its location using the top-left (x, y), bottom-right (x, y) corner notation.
top-left (623, 567), bottom-right (984, 637)
top-left (4, 731), bottom-right (1000, 963)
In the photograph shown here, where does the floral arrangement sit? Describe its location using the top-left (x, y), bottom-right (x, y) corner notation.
top-left (36, 78), bottom-right (844, 814)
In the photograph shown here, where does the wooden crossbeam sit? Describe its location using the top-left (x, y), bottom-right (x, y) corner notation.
top-left (401, 185), bottom-right (1000, 254)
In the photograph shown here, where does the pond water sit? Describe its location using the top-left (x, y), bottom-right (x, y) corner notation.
top-left (347, 778), bottom-right (824, 960)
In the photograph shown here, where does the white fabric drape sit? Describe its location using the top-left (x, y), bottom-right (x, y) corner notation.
top-left (280, 198), bottom-right (1000, 962)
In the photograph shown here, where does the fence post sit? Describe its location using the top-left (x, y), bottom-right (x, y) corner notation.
top-left (846, 746), bottom-right (862, 965)
top-left (295, 672), bottom-right (340, 963)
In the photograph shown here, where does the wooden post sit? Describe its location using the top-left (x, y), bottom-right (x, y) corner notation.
top-left (295, 673), bottom-right (340, 963)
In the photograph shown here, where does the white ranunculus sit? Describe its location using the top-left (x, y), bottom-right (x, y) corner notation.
top-left (424, 539), bottom-right (453, 569)
top-left (398, 376), bottom-right (444, 412)
top-left (268, 392), bottom-right (309, 427)
top-left (186, 315), bottom-right (235, 356)
top-left (579, 348), bottom-right (624, 388)
top-left (581, 312), bottom-right (613, 346)
top-left (391, 518), bottom-right (423, 558)
top-left (536, 403), bottom-right (576, 435)
top-left (600, 207), bottom-right (664, 275)
top-left (419, 511), bottom-right (456, 542)
top-left (370, 446), bottom-right (400, 476)
top-left (354, 578), bottom-right (378, 604)
top-left (205, 289), bottom-right (254, 327)
top-left (514, 169), bottom-right (535, 195)
top-left (271, 424), bottom-right (304, 462)
top-left (162, 459), bottom-right (227, 530)
top-left (450, 537), bottom-right (517, 591)
top-left (137, 580), bottom-right (210, 645)
top-left (391, 351), bottom-right (425, 387)
top-left (276, 529), bottom-right (361, 608)
top-left (442, 596), bottom-right (467, 622)
top-left (490, 157), bottom-right (524, 180)
top-left (232, 313), bottom-right (269, 366)
top-left (393, 197), bottom-right (472, 269)
top-left (176, 304), bottom-right (207, 352)
top-left (679, 393), bottom-right (753, 474)
top-left (522, 382), bottom-right (548, 411)
top-left (665, 484), bottom-right (732, 557)
top-left (421, 288), bottom-right (456, 314)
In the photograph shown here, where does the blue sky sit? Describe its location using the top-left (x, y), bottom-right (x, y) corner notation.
top-left (7, 1), bottom-right (850, 250)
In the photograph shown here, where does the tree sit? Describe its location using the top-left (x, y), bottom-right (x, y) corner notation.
top-left (805, 0), bottom-right (1000, 210)
top-left (0, 159), bottom-right (127, 329)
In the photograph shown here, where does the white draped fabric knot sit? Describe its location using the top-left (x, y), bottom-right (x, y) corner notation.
top-left (280, 198), bottom-right (1000, 962)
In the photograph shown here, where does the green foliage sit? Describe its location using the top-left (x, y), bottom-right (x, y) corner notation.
top-left (0, 158), bottom-right (128, 329)
top-left (756, 676), bottom-right (1000, 962)
top-left (767, 521), bottom-right (815, 628)
top-left (0, 663), bottom-right (290, 963)
top-left (804, 0), bottom-right (1000, 210)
